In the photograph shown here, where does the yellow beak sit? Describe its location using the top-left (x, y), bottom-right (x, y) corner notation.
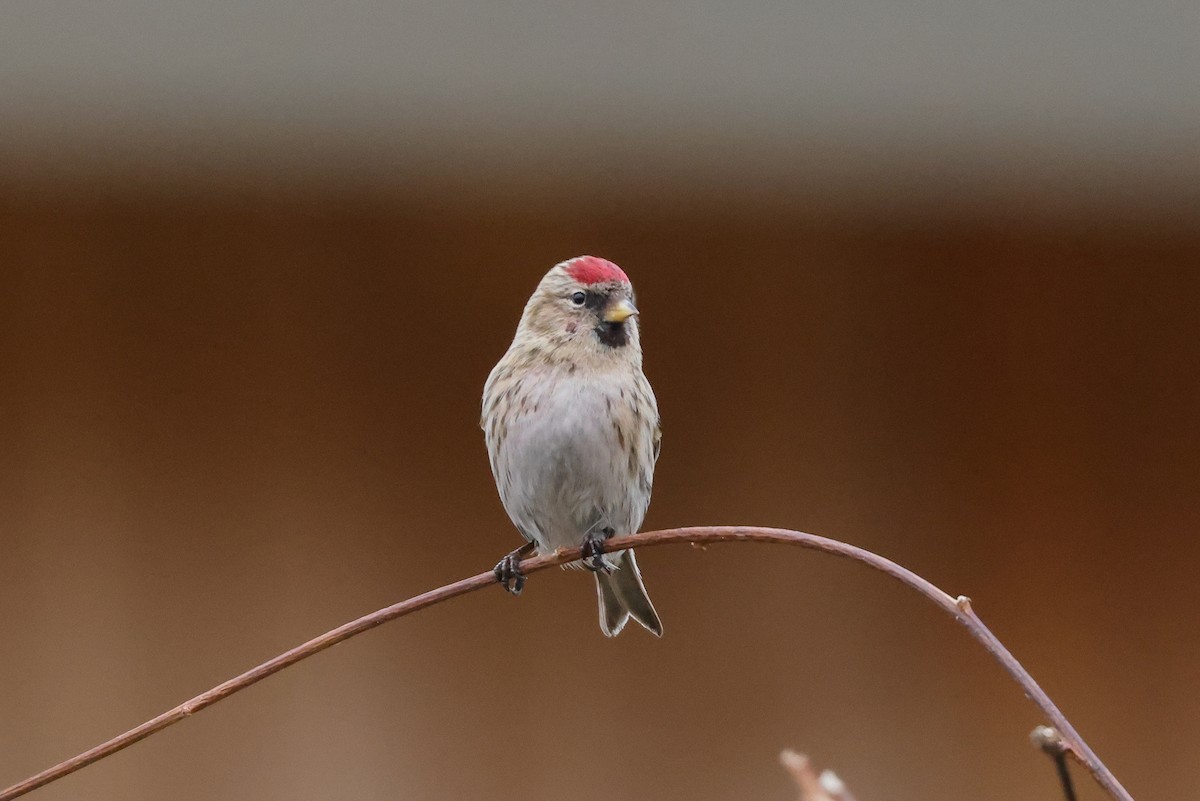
top-left (603, 298), bottom-right (639, 324)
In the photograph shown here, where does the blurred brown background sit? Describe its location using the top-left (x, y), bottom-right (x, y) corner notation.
top-left (2, 4), bottom-right (1199, 801)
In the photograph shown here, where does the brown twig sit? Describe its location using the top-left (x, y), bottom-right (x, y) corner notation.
top-left (0, 526), bottom-right (1132, 801)
top-left (780, 749), bottom-right (860, 801)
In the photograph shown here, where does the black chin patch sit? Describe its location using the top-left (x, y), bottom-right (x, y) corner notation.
top-left (595, 321), bottom-right (629, 348)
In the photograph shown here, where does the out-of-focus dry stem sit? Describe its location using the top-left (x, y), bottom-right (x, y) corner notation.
top-left (0, 526), bottom-right (1132, 801)
top-left (780, 750), bottom-right (859, 801)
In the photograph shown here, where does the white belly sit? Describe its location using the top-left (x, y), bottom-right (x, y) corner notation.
top-left (488, 373), bottom-right (649, 555)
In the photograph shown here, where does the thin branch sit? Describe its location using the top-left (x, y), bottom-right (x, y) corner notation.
top-left (0, 526), bottom-right (1132, 801)
top-left (780, 749), bottom-right (860, 801)
top-left (1032, 726), bottom-right (1080, 801)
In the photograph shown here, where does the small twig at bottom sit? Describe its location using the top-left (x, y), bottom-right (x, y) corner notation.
top-left (0, 526), bottom-right (1132, 801)
top-left (780, 750), bottom-right (860, 801)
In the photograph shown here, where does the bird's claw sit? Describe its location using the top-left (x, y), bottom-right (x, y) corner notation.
top-left (494, 553), bottom-right (527, 595)
top-left (581, 529), bottom-right (614, 573)
top-left (494, 542), bottom-right (535, 595)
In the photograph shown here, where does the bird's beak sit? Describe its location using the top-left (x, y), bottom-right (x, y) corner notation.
top-left (603, 298), bottom-right (639, 324)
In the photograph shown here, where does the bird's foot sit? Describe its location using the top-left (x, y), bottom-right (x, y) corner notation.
top-left (581, 528), bottom-right (615, 573)
top-left (494, 542), bottom-right (535, 595)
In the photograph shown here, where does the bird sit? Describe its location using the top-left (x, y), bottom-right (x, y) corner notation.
top-left (481, 255), bottom-right (664, 637)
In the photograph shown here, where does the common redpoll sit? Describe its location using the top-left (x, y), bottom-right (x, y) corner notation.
top-left (482, 256), bottom-right (663, 637)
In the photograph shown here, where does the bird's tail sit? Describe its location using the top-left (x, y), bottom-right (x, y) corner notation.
top-left (594, 549), bottom-right (663, 637)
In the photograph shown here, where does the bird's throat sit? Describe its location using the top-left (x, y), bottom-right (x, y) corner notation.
top-left (594, 321), bottom-right (629, 348)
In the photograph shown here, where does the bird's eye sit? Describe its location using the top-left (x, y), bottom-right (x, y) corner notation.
top-left (570, 291), bottom-right (586, 306)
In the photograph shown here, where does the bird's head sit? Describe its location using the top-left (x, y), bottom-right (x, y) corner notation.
top-left (514, 256), bottom-right (642, 364)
